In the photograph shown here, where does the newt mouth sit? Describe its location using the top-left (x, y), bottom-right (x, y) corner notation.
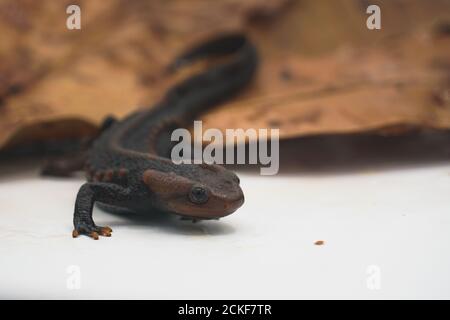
top-left (223, 194), bottom-right (245, 214)
top-left (169, 192), bottom-right (245, 219)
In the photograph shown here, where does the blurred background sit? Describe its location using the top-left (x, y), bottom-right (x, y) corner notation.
top-left (1, 0), bottom-right (449, 158)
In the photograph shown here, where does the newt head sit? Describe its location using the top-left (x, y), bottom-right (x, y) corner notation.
top-left (143, 164), bottom-right (244, 219)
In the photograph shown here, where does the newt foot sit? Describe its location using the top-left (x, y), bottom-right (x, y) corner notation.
top-left (72, 225), bottom-right (113, 240)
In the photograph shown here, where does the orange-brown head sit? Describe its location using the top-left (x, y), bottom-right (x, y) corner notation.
top-left (142, 164), bottom-right (244, 219)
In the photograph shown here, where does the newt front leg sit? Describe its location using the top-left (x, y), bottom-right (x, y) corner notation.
top-left (73, 182), bottom-right (130, 239)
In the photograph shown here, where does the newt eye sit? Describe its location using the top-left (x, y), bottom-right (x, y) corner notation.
top-left (189, 186), bottom-right (209, 204)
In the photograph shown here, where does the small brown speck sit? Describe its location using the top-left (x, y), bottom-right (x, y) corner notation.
top-left (314, 240), bottom-right (325, 246)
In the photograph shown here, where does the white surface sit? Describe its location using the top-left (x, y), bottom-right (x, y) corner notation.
top-left (0, 162), bottom-right (450, 299)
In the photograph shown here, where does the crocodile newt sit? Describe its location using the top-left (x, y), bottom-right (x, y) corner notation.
top-left (72, 33), bottom-right (258, 239)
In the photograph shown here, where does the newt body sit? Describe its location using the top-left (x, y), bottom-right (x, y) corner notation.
top-left (73, 34), bottom-right (258, 239)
